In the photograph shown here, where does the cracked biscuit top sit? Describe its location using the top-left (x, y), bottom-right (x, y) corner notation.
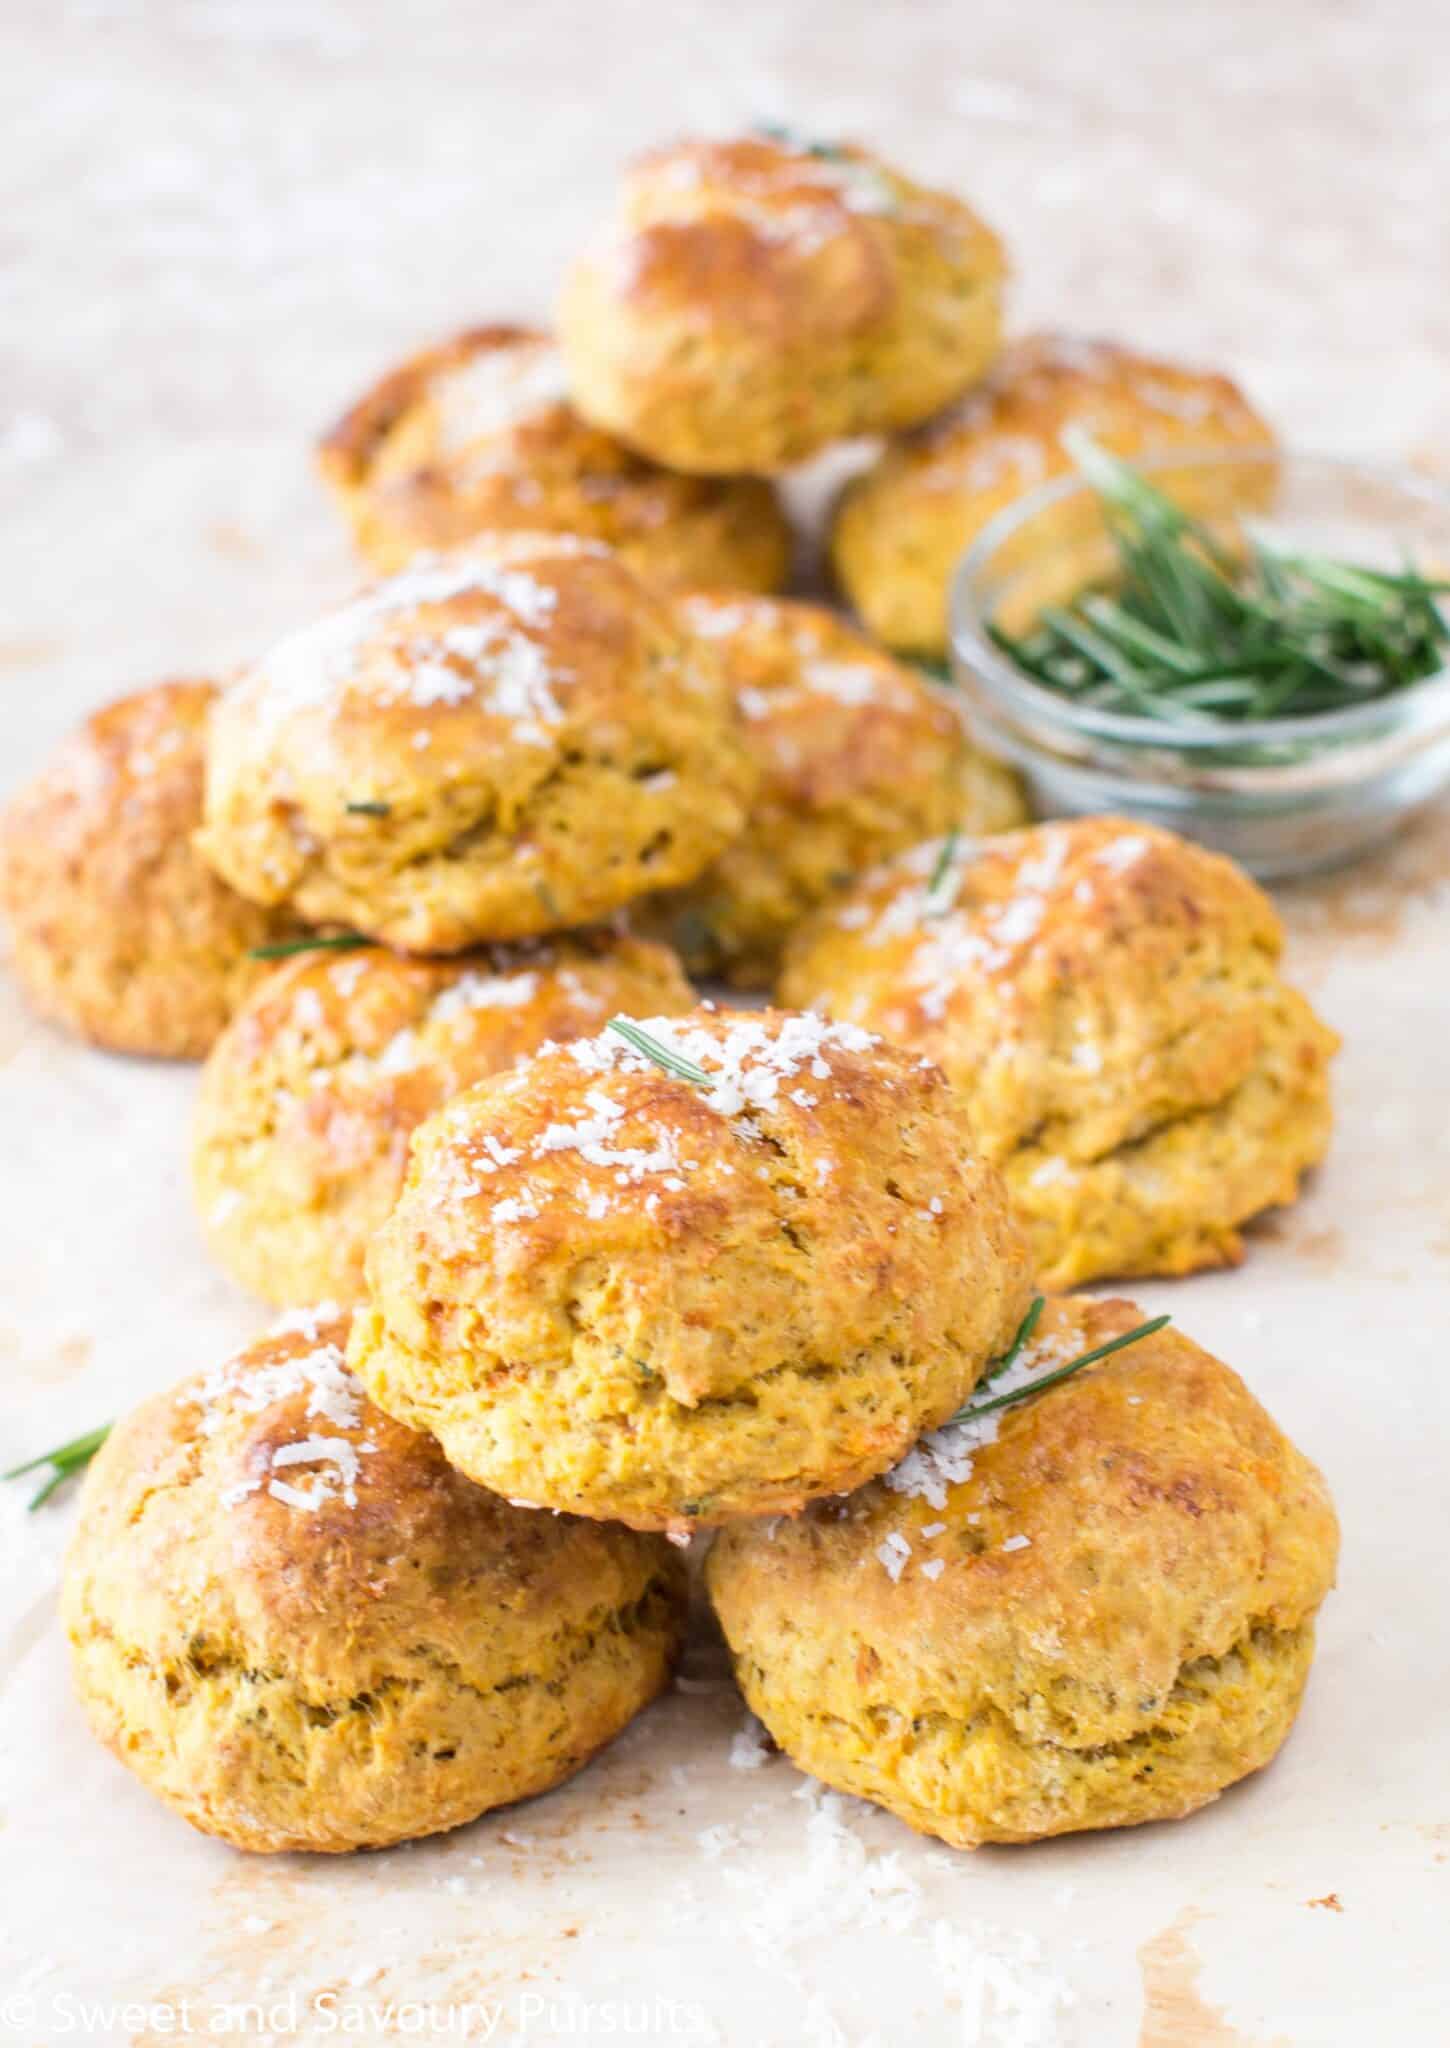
top-left (641, 591), bottom-right (1025, 988)
top-left (197, 535), bottom-right (759, 953)
top-left (317, 322), bottom-right (793, 590)
top-left (0, 679), bottom-right (300, 1058)
top-left (61, 1308), bottom-right (686, 1853)
top-left (780, 817), bottom-right (1337, 1287)
top-left (192, 929), bottom-right (695, 1307)
top-left (559, 134), bottom-right (1005, 473)
top-left (707, 1295), bottom-right (1339, 1846)
top-left (831, 331), bottom-right (1275, 656)
top-left (348, 1005), bottom-right (1032, 1532)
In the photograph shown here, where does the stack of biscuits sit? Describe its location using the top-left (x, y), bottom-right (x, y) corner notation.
top-left (3, 130), bottom-right (1338, 1859)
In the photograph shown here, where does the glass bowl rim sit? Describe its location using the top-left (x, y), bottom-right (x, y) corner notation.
top-left (949, 447), bottom-right (1450, 756)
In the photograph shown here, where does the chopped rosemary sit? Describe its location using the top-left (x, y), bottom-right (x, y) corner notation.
top-left (989, 434), bottom-right (1450, 725)
top-left (924, 831), bottom-right (961, 914)
top-left (607, 1017), bottom-right (713, 1088)
top-left (344, 800), bottom-right (391, 817)
top-left (248, 932), bottom-right (370, 961)
top-left (5, 1422), bottom-right (111, 1510)
top-left (976, 1292), bottom-right (1044, 1387)
top-left (748, 124), bottom-right (898, 211)
top-left (945, 1295), bottom-right (1170, 1427)
top-left (751, 121), bottom-right (845, 161)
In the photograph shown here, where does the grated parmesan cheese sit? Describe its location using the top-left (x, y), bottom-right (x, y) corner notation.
top-left (1094, 832), bottom-right (1150, 874)
top-left (196, 1311), bottom-right (377, 1516)
top-left (562, 1011), bottom-right (876, 1123)
top-left (236, 552), bottom-right (573, 749)
top-left (729, 1715), bottom-right (772, 1771)
top-left (434, 340), bottom-right (569, 448)
top-left (876, 1531), bottom-right (913, 1582)
top-left (712, 1781), bottom-right (1073, 2044)
top-left (799, 658), bottom-right (885, 708)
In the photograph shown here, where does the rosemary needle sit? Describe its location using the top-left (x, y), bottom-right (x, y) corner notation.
top-left (945, 1300), bottom-right (1170, 1427)
top-left (975, 1293), bottom-right (1045, 1388)
top-left (249, 933), bottom-right (370, 962)
top-left (5, 1422), bottom-right (111, 1511)
top-left (606, 1017), bottom-right (713, 1088)
top-left (924, 831), bottom-right (961, 912)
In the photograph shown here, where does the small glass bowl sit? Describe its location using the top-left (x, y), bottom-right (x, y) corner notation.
top-left (949, 450), bottom-right (1450, 878)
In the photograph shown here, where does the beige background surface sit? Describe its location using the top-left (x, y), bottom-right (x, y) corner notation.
top-left (2, 3), bottom-right (1449, 2043)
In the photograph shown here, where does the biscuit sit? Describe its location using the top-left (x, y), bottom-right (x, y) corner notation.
top-left (832, 332), bottom-right (1275, 656)
top-left (780, 818), bottom-right (1337, 1287)
top-left (62, 1308), bottom-right (686, 1854)
top-left (0, 680), bottom-right (299, 1058)
top-left (193, 930), bottom-right (695, 1306)
top-left (318, 324), bottom-right (793, 588)
top-left (197, 537), bottom-right (758, 952)
top-left (708, 1293), bottom-right (1338, 1846)
top-left (559, 134), bottom-right (1005, 473)
top-left (349, 1007), bottom-right (1032, 1533)
top-left (642, 593), bottom-right (1025, 986)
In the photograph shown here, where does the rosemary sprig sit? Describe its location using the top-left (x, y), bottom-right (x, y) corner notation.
top-left (5, 1422), bottom-right (111, 1510)
top-left (607, 1017), bottom-right (713, 1087)
top-left (945, 1296), bottom-right (1170, 1427)
top-left (344, 800), bottom-right (391, 817)
top-left (249, 933), bottom-right (370, 962)
top-left (990, 436), bottom-right (1450, 725)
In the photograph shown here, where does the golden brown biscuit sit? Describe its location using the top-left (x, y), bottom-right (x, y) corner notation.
top-left (0, 680), bottom-right (300, 1059)
top-left (780, 818), bottom-right (1337, 1288)
top-left (350, 1006), bottom-right (1032, 1533)
top-left (708, 1294), bottom-right (1338, 1847)
top-left (832, 332), bottom-right (1275, 655)
top-left (193, 930), bottom-right (695, 1307)
top-left (63, 1307), bottom-right (686, 1854)
top-left (197, 536), bottom-right (758, 952)
top-left (642, 593), bottom-right (1025, 987)
top-left (318, 323), bottom-right (793, 590)
top-left (559, 134), bottom-right (1004, 474)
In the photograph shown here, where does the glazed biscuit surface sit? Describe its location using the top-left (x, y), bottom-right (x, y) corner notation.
top-left (832, 331), bottom-right (1275, 655)
top-left (197, 536), bottom-right (758, 952)
top-left (62, 1308), bottom-right (686, 1853)
top-left (318, 323), bottom-right (792, 589)
top-left (643, 592), bottom-right (1024, 986)
top-left (707, 1295), bottom-right (1339, 1846)
top-left (780, 817), bottom-right (1337, 1287)
top-left (0, 679), bottom-right (299, 1057)
top-left (350, 1006), bottom-right (1033, 1531)
top-left (193, 930), bottom-right (696, 1306)
top-left (559, 134), bottom-right (1005, 473)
